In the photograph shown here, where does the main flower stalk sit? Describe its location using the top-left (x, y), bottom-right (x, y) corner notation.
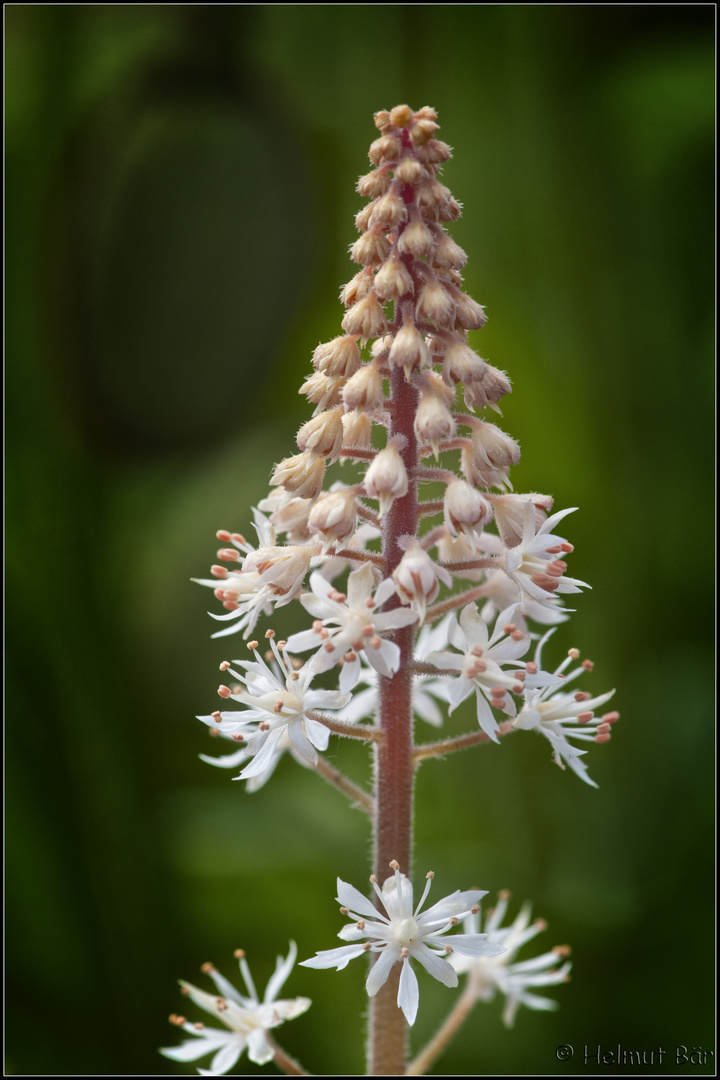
top-left (370, 364), bottom-right (419, 1073)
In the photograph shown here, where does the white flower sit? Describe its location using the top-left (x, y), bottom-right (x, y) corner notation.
top-left (450, 892), bottom-right (572, 1027)
top-left (198, 726), bottom-right (314, 792)
top-left (194, 510), bottom-right (316, 640)
top-left (425, 603), bottom-right (531, 742)
top-left (285, 564), bottom-right (417, 682)
top-left (501, 503), bottom-right (589, 616)
top-left (197, 637), bottom-right (350, 784)
top-left (340, 616), bottom-right (453, 727)
top-left (160, 942), bottom-right (310, 1074)
top-left (513, 631), bottom-right (619, 787)
top-left (300, 865), bottom-right (505, 1025)
top-left (392, 543), bottom-right (453, 623)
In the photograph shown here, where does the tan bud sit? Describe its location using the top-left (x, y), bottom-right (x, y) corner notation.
top-left (350, 231), bottom-right (392, 267)
top-left (414, 392), bottom-right (456, 458)
top-left (388, 324), bottom-right (431, 378)
top-left (270, 497), bottom-right (314, 542)
top-left (369, 190), bottom-right (408, 229)
top-left (296, 407), bottom-right (344, 461)
top-left (417, 178), bottom-right (452, 212)
top-left (439, 197), bottom-right (462, 222)
top-left (393, 157), bottom-right (427, 185)
top-left (299, 371), bottom-right (346, 412)
top-left (415, 140), bottom-right (453, 165)
top-left (342, 409), bottom-right (372, 448)
top-left (389, 104), bottom-right (414, 128)
top-left (342, 363), bottom-right (384, 411)
top-left (354, 203), bottom-right (376, 232)
top-left (443, 479), bottom-right (491, 540)
top-left (491, 493), bottom-right (554, 548)
top-left (271, 452), bottom-right (326, 500)
top-left (432, 234), bottom-right (468, 270)
top-left (415, 278), bottom-right (455, 327)
top-left (357, 169), bottom-right (391, 199)
top-left (461, 422), bottom-right (520, 490)
top-left (341, 293), bottom-right (387, 338)
top-left (373, 110), bottom-right (392, 133)
top-left (308, 490), bottom-right (357, 549)
top-left (450, 290), bottom-right (487, 330)
top-left (397, 218), bottom-right (434, 259)
top-left (374, 257), bottom-right (414, 301)
top-left (410, 118), bottom-right (440, 145)
top-left (464, 366), bottom-right (513, 411)
top-left (313, 336), bottom-right (362, 378)
top-left (393, 543), bottom-right (444, 621)
top-left (364, 444), bottom-right (408, 517)
top-left (340, 268), bottom-right (374, 307)
top-left (444, 341), bottom-right (487, 384)
top-left (368, 135), bottom-right (400, 166)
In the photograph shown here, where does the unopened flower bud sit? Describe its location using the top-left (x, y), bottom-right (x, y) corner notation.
top-left (388, 324), bottom-right (431, 379)
top-left (432, 234), bottom-right (468, 270)
top-left (410, 117), bottom-right (440, 145)
top-left (342, 409), bottom-right (372, 448)
top-left (463, 365), bottom-right (513, 411)
top-left (415, 139), bottom-right (453, 165)
top-left (452, 290), bottom-right (487, 330)
top-left (350, 231), bottom-right (392, 267)
top-left (296, 407), bottom-right (344, 462)
top-left (370, 190), bottom-right (408, 228)
top-left (461, 422), bottom-right (521, 490)
top-left (444, 479), bottom-right (491, 540)
top-left (313, 336), bottom-right (362, 378)
top-left (393, 542), bottom-right (449, 622)
top-left (364, 444), bottom-right (408, 517)
top-left (341, 267), bottom-right (374, 307)
top-left (389, 104), bottom-right (414, 128)
top-left (353, 204), bottom-right (376, 233)
top-left (491, 493), bottom-right (554, 548)
top-left (270, 497), bottom-right (314, 541)
top-left (299, 371), bottom-right (346, 412)
top-left (444, 341), bottom-right (487, 384)
top-left (397, 218), bottom-right (434, 259)
top-left (357, 169), bottom-right (391, 199)
top-left (393, 157), bottom-right (427, 185)
top-left (271, 452), bottom-right (326, 500)
top-left (342, 293), bottom-right (387, 337)
top-left (308, 490), bottom-right (357, 551)
top-left (415, 278), bottom-right (455, 327)
top-left (417, 178), bottom-right (453, 213)
top-left (342, 363), bottom-right (384, 411)
top-left (414, 392), bottom-right (456, 459)
top-left (374, 258), bottom-right (414, 301)
top-left (368, 135), bottom-right (400, 166)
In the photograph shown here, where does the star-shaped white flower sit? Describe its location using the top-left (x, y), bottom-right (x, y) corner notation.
top-left (450, 892), bottom-right (572, 1027)
top-left (300, 864), bottom-right (506, 1025)
top-left (197, 636), bottom-right (350, 785)
top-left (339, 616), bottom-right (453, 727)
top-left (160, 942), bottom-right (310, 1074)
top-left (425, 603), bottom-right (532, 742)
top-left (513, 631), bottom-right (619, 787)
top-left (285, 564), bottom-right (417, 682)
top-left (501, 503), bottom-right (589, 616)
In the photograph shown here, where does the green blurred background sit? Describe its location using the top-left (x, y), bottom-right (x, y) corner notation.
top-left (6, 5), bottom-right (714, 1076)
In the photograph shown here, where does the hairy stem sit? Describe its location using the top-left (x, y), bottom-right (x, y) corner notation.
top-left (368, 361), bottom-right (419, 1075)
top-left (312, 757), bottom-right (374, 814)
top-left (265, 1033), bottom-right (311, 1076)
top-left (412, 719), bottom-right (515, 765)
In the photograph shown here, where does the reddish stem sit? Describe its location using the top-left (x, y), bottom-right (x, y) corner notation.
top-left (368, 362), bottom-right (419, 1075)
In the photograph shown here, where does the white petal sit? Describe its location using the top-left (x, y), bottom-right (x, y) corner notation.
top-left (336, 879), bottom-right (386, 921)
top-left (299, 944), bottom-right (367, 970)
top-left (209, 1039), bottom-right (244, 1075)
top-left (366, 944), bottom-right (400, 997)
top-left (247, 1028), bottom-right (275, 1065)
top-left (263, 941), bottom-right (296, 1004)
top-left (443, 934), bottom-right (506, 958)
top-left (410, 944), bottom-right (458, 987)
top-left (398, 957), bottom-right (420, 1025)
